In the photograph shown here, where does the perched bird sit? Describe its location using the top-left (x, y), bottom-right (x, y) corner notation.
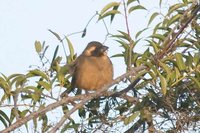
top-left (71, 41), bottom-right (113, 91)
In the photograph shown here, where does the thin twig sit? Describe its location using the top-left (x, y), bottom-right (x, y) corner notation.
top-left (0, 104), bottom-right (37, 108)
top-left (85, 12), bottom-right (98, 28)
top-left (122, 0), bottom-right (133, 71)
top-left (122, 0), bottom-right (130, 37)
top-left (61, 12), bottom-right (98, 41)
top-left (65, 31), bottom-right (84, 37)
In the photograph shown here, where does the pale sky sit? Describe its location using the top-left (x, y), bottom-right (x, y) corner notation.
top-left (0, 0), bottom-right (157, 77)
top-left (0, 0), bottom-right (125, 76)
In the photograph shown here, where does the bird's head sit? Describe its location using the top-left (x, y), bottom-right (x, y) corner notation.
top-left (83, 41), bottom-right (109, 57)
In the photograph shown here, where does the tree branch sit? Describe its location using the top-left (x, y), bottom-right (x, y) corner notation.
top-left (48, 65), bottom-right (146, 132)
top-left (1, 65), bottom-right (146, 133)
top-left (156, 3), bottom-right (200, 59)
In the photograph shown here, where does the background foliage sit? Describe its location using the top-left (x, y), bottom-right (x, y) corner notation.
top-left (0, 0), bottom-right (200, 132)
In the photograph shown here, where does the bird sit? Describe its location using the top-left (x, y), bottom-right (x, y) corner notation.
top-left (70, 41), bottom-right (113, 91)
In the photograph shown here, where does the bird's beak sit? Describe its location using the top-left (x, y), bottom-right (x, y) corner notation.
top-left (100, 45), bottom-right (109, 55)
top-left (101, 45), bottom-right (109, 52)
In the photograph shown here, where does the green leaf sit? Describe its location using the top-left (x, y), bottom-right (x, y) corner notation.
top-left (51, 56), bottom-right (62, 72)
top-left (40, 114), bottom-right (49, 132)
top-left (65, 37), bottom-right (74, 60)
top-left (193, 53), bottom-right (200, 66)
top-left (33, 117), bottom-right (37, 131)
top-left (8, 74), bottom-right (24, 81)
top-left (146, 40), bottom-right (159, 53)
top-left (158, 61), bottom-right (171, 81)
top-left (118, 30), bottom-right (130, 41)
top-left (114, 39), bottom-right (129, 49)
top-left (124, 111), bottom-right (140, 125)
top-left (150, 34), bottom-right (165, 41)
top-left (51, 45), bottom-right (59, 66)
top-left (78, 108), bottom-right (86, 118)
top-left (175, 67), bottom-right (181, 80)
top-left (132, 70), bottom-right (148, 83)
top-left (13, 76), bottom-right (27, 88)
top-left (28, 69), bottom-right (49, 81)
top-left (112, 35), bottom-right (128, 41)
top-left (34, 41), bottom-right (42, 53)
top-left (0, 110), bottom-right (10, 126)
top-left (148, 71), bottom-right (156, 79)
top-left (159, 74), bottom-right (167, 95)
top-left (128, 5), bottom-right (147, 14)
top-left (104, 101), bottom-right (109, 115)
top-left (0, 76), bottom-right (11, 97)
top-left (182, 0), bottom-right (188, 4)
top-left (42, 45), bottom-right (49, 59)
top-left (62, 104), bottom-right (69, 114)
top-left (48, 29), bottom-right (61, 41)
top-left (111, 53), bottom-right (124, 58)
top-left (110, 5), bottom-right (119, 23)
top-left (61, 121), bottom-right (80, 133)
top-left (99, 2), bottom-right (120, 16)
top-left (10, 108), bottom-right (15, 123)
top-left (127, 0), bottom-right (137, 6)
top-left (167, 14), bottom-right (181, 26)
top-left (0, 115), bottom-right (7, 127)
top-left (37, 81), bottom-right (51, 91)
top-left (153, 22), bottom-right (161, 34)
top-left (99, 10), bottom-right (121, 20)
top-left (19, 109), bottom-right (29, 118)
top-left (24, 86), bottom-right (38, 92)
top-left (82, 28), bottom-right (86, 38)
top-left (135, 28), bottom-right (148, 39)
top-left (185, 53), bottom-right (193, 68)
top-left (168, 3), bottom-right (186, 15)
top-left (0, 77), bottom-right (7, 89)
top-left (175, 53), bottom-right (186, 71)
top-left (58, 74), bottom-right (65, 87)
top-left (132, 52), bottom-right (140, 63)
top-left (0, 73), bottom-right (8, 81)
top-left (127, 0), bottom-right (140, 6)
top-left (32, 93), bottom-right (40, 102)
top-left (148, 12), bottom-right (159, 26)
top-left (189, 76), bottom-right (200, 89)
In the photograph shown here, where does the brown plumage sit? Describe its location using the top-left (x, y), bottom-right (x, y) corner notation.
top-left (71, 41), bottom-right (113, 91)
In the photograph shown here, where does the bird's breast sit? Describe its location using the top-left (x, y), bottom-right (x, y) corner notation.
top-left (74, 56), bottom-right (113, 90)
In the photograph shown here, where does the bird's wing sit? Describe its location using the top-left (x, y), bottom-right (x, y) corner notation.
top-left (70, 56), bottom-right (82, 89)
